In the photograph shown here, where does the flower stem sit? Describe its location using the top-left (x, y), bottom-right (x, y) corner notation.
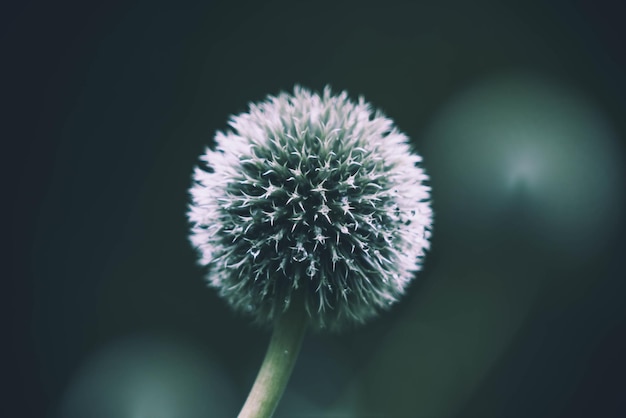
top-left (238, 301), bottom-right (308, 418)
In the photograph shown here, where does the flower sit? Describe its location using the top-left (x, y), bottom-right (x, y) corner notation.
top-left (188, 86), bottom-right (432, 330)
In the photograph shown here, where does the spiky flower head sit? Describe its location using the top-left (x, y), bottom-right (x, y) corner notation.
top-left (188, 86), bottom-right (432, 331)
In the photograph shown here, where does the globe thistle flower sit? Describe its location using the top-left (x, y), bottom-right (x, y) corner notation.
top-left (188, 85), bottom-right (432, 331)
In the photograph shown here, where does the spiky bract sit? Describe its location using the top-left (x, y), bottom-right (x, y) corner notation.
top-left (188, 86), bottom-right (432, 330)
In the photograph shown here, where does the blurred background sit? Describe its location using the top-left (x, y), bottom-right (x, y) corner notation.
top-left (6, 0), bottom-right (626, 417)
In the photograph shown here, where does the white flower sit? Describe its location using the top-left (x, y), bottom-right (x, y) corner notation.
top-left (188, 85), bottom-right (432, 330)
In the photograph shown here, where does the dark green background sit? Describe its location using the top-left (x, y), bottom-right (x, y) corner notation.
top-left (6, 0), bottom-right (626, 417)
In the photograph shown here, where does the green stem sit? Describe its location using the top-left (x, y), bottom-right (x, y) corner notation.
top-left (238, 302), bottom-right (308, 418)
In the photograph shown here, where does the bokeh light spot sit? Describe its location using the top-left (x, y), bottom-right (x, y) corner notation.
top-left (58, 335), bottom-right (237, 418)
top-left (423, 73), bottom-right (624, 258)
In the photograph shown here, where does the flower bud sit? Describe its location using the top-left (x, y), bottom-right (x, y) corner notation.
top-left (188, 86), bottom-right (432, 330)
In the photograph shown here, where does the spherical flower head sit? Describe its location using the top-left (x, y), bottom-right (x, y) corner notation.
top-left (188, 86), bottom-right (432, 331)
